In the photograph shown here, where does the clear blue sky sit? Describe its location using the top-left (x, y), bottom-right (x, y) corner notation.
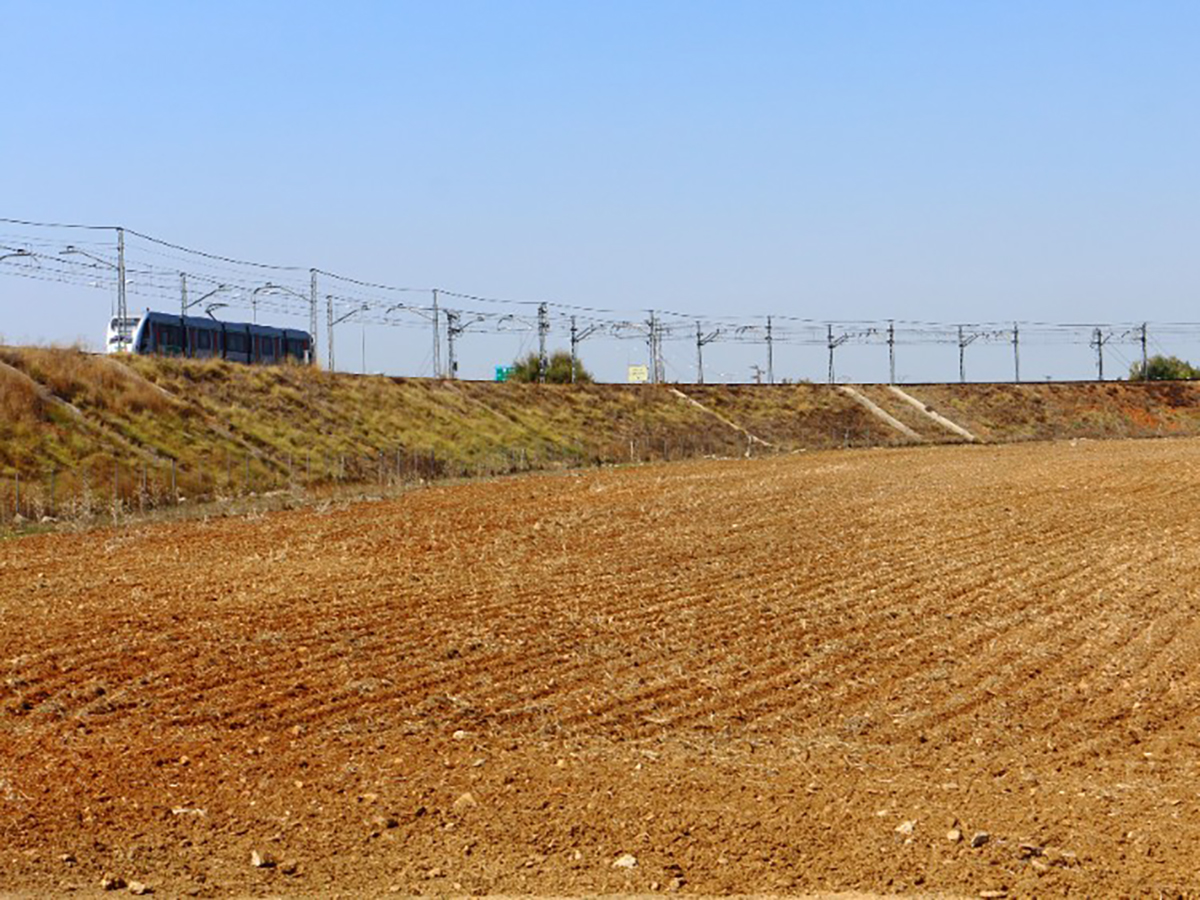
top-left (3, 0), bottom-right (1199, 382)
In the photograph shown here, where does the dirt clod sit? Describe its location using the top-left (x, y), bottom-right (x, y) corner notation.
top-left (452, 792), bottom-right (478, 812)
top-left (100, 873), bottom-right (125, 891)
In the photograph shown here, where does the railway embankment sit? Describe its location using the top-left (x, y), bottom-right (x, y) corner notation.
top-left (4, 346), bottom-right (1200, 518)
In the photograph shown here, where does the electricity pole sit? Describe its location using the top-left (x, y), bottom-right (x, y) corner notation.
top-left (309, 269), bottom-right (319, 366)
top-left (446, 310), bottom-right (460, 379)
top-left (1141, 322), bottom-right (1149, 380)
top-left (647, 311), bottom-right (661, 384)
top-left (116, 227), bottom-right (127, 350)
top-left (887, 320), bottom-right (896, 384)
top-left (957, 326), bottom-right (979, 383)
top-left (180, 273), bottom-right (189, 357)
top-left (327, 301), bottom-right (367, 374)
top-left (537, 303), bottom-right (549, 382)
top-left (766, 316), bottom-right (774, 385)
top-left (1012, 322), bottom-right (1020, 383)
top-left (1091, 327), bottom-right (1109, 381)
top-left (569, 316), bottom-right (600, 383)
top-left (695, 323), bottom-right (720, 385)
top-left (826, 325), bottom-right (837, 383)
top-left (327, 294), bottom-right (335, 371)
top-left (432, 289), bottom-right (441, 378)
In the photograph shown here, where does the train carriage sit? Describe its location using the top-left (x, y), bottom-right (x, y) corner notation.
top-left (107, 311), bottom-right (312, 365)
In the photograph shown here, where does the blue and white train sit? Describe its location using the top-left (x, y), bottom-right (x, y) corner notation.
top-left (106, 310), bottom-right (313, 364)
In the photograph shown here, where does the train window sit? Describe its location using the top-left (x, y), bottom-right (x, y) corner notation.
top-left (158, 324), bottom-right (182, 350)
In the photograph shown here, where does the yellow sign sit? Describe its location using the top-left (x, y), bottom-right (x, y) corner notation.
top-left (627, 365), bottom-right (649, 383)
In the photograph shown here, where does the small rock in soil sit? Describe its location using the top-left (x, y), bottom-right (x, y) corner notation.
top-left (251, 850), bottom-right (276, 868)
top-left (971, 831), bottom-right (991, 848)
top-left (127, 881), bottom-right (152, 895)
top-left (453, 791), bottom-right (478, 812)
top-left (100, 873), bottom-right (126, 891)
top-left (947, 827), bottom-right (963, 842)
top-left (613, 853), bottom-right (638, 868)
top-left (896, 820), bottom-right (916, 836)
top-left (280, 860), bottom-right (299, 876)
top-left (979, 891), bottom-right (1007, 899)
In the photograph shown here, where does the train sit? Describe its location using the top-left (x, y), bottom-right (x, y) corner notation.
top-left (106, 310), bottom-right (313, 364)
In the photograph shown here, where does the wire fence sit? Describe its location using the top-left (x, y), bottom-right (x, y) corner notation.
top-left (0, 216), bottom-right (1191, 384)
top-left (0, 447), bottom-right (449, 525)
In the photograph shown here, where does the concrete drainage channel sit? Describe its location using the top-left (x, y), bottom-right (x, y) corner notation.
top-left (836, 386), bottom-right (922, 441)
top-left (885, 385), bottom-right (979, 442)
top-left (668, 388), bottom-right (774, 454)
top-left (670, 384), bottom-right (977, 452)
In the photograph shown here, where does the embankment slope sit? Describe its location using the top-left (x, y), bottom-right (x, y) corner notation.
top-left (4, 347), bottom-right (1200, 507)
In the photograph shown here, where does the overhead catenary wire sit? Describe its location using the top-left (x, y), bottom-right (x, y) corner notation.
top-left (4, 216), bottom-right (1200, 381)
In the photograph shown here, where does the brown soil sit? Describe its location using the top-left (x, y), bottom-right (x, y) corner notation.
top-left (3, 439), bottom-right (1200, 896)
top-left (910, 381), bottom-right (1200, 442)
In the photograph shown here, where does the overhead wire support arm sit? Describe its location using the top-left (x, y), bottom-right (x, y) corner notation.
top-left (0, 247), bottom-right (37, 264)
top-left (647, 310), bottom-right (663, 384)
top-left (537, 303), bottom-right (550, 383)
top-left (695, 322), bottom-right (721, 385)
top-left (60, 241), bottom-right (125, 326)
top-left (766, 316), bottom-right (774, 384)
top-left (326, 299), bottom-right (369, 372)
top-left (826, 324), bottom-right (854, 384)
top-left (957, 325), bottom-right (982, 383)
top-left (309, 270), bottom-right (319, 366)
top-left (888, 320), bottom-right (896, 385)
top-left (250, 281), bottom-right (309, 325)
top-left (1089, 326), bottom-right (1114, 381)
top-left (443, 308), bottom-right (488, 379)
top-left (570, 315), bottom-right (602, 383)
top-left (1012, 322), bottom-right (1020, 383)
top-left (180, 280), bottom-right (234, 357)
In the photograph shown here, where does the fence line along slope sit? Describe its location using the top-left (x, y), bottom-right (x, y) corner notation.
top-left (4, 439), bottom-right (1200, 895)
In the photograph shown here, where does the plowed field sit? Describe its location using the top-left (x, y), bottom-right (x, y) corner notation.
top-left (4, 438), bottom-right (1200, 897)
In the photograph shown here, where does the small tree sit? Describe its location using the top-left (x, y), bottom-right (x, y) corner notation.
top-left (1128, 354), bottom-right (1200, 381)
top-left (510, 350), bottom-right (592, 384)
